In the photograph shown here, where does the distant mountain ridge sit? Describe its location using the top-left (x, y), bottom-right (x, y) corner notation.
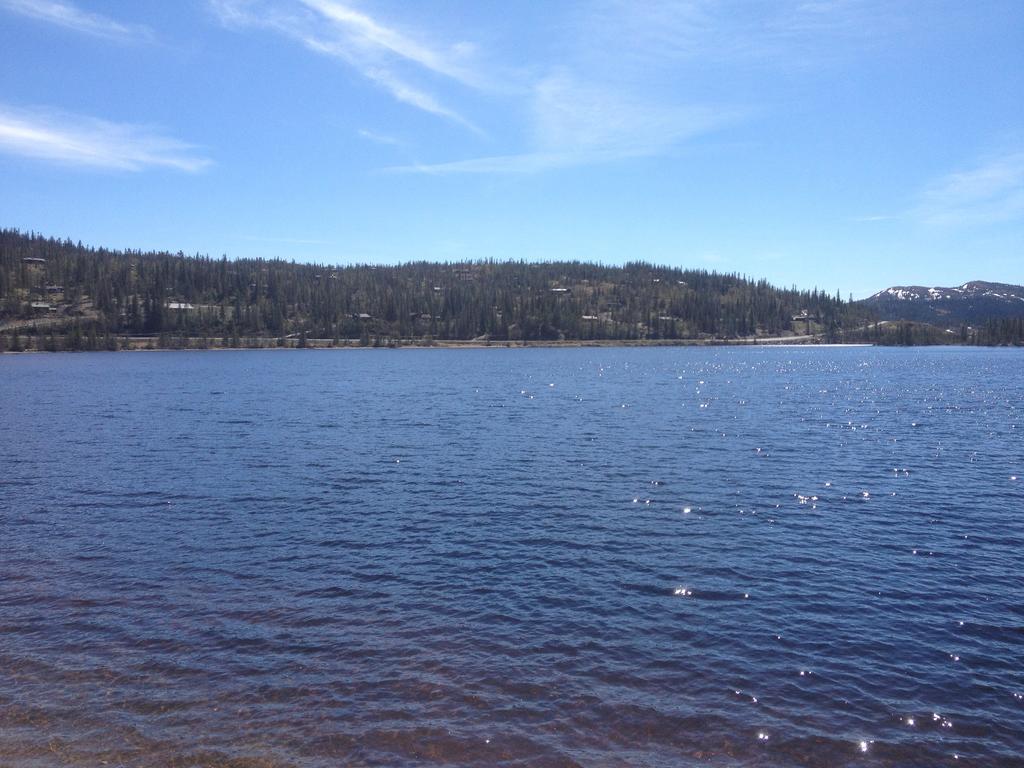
top-left (860, 281), bottom-right (1024, 325)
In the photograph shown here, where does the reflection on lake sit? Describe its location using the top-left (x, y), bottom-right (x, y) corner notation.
top-left (1, 347), bottom-right (1022, 766)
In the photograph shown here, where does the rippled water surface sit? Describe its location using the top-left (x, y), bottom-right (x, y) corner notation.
top-left (1, 347), bottom-right (1022, 767)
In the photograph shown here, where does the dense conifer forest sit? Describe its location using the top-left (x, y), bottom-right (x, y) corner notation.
top-left (1, 229), bottom-right (1020, 350)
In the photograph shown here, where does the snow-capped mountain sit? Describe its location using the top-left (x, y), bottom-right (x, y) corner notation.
top-left (860, 281), bottom-right (1024, 325)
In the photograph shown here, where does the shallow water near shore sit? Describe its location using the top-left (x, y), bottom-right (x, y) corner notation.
top-left (1, 347), bottom-right (1022, 767)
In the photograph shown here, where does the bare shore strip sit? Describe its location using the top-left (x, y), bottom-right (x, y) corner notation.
top-left (1, 334), bottom-right (874, 354)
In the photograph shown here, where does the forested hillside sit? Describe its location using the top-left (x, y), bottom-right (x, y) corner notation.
top-left (1, 229), bottom-right (873, 349)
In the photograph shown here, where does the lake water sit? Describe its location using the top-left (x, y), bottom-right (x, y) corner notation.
top-left (1, 347), bottom-right (1022, 767)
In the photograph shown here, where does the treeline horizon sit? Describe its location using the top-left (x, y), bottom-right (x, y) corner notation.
top-left (1, 228), bottom-right (1021, 350)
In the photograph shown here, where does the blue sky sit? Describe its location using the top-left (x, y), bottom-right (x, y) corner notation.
top-left (0, 0), bottom-right (1021, 297)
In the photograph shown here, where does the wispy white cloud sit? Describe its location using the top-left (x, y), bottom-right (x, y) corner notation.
top-left (914, 150), bottom-right (1024, 227)
top-left (0, 104), bottom-right (211, 172)
top-left (359, 65), bottom-right (479, 132)
top-left (392, 152), bottom-right (578, 175)
top-left (0, 0), bottom-right (153, 43)
top-left (391, 73), bottom-right (741, 174)
top-left (531, 73), bottom-right (735, 155)
top-left (357, 128), bottom-right (403, 146)
top-left (298, 0), bottom-right (478, 85)
top-left (579, 0), bottom-right (897, 70)
top-left (210, 0), bottom-right (480, 131)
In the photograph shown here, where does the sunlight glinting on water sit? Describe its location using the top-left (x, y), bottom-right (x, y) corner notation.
top-left (1, 346), bottom-right (1022, 767)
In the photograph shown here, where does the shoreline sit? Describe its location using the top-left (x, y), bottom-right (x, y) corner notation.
top-left (2, 337), bottom-right (881, 354)
top-left (8, 337), bottom-right (1023, 354)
